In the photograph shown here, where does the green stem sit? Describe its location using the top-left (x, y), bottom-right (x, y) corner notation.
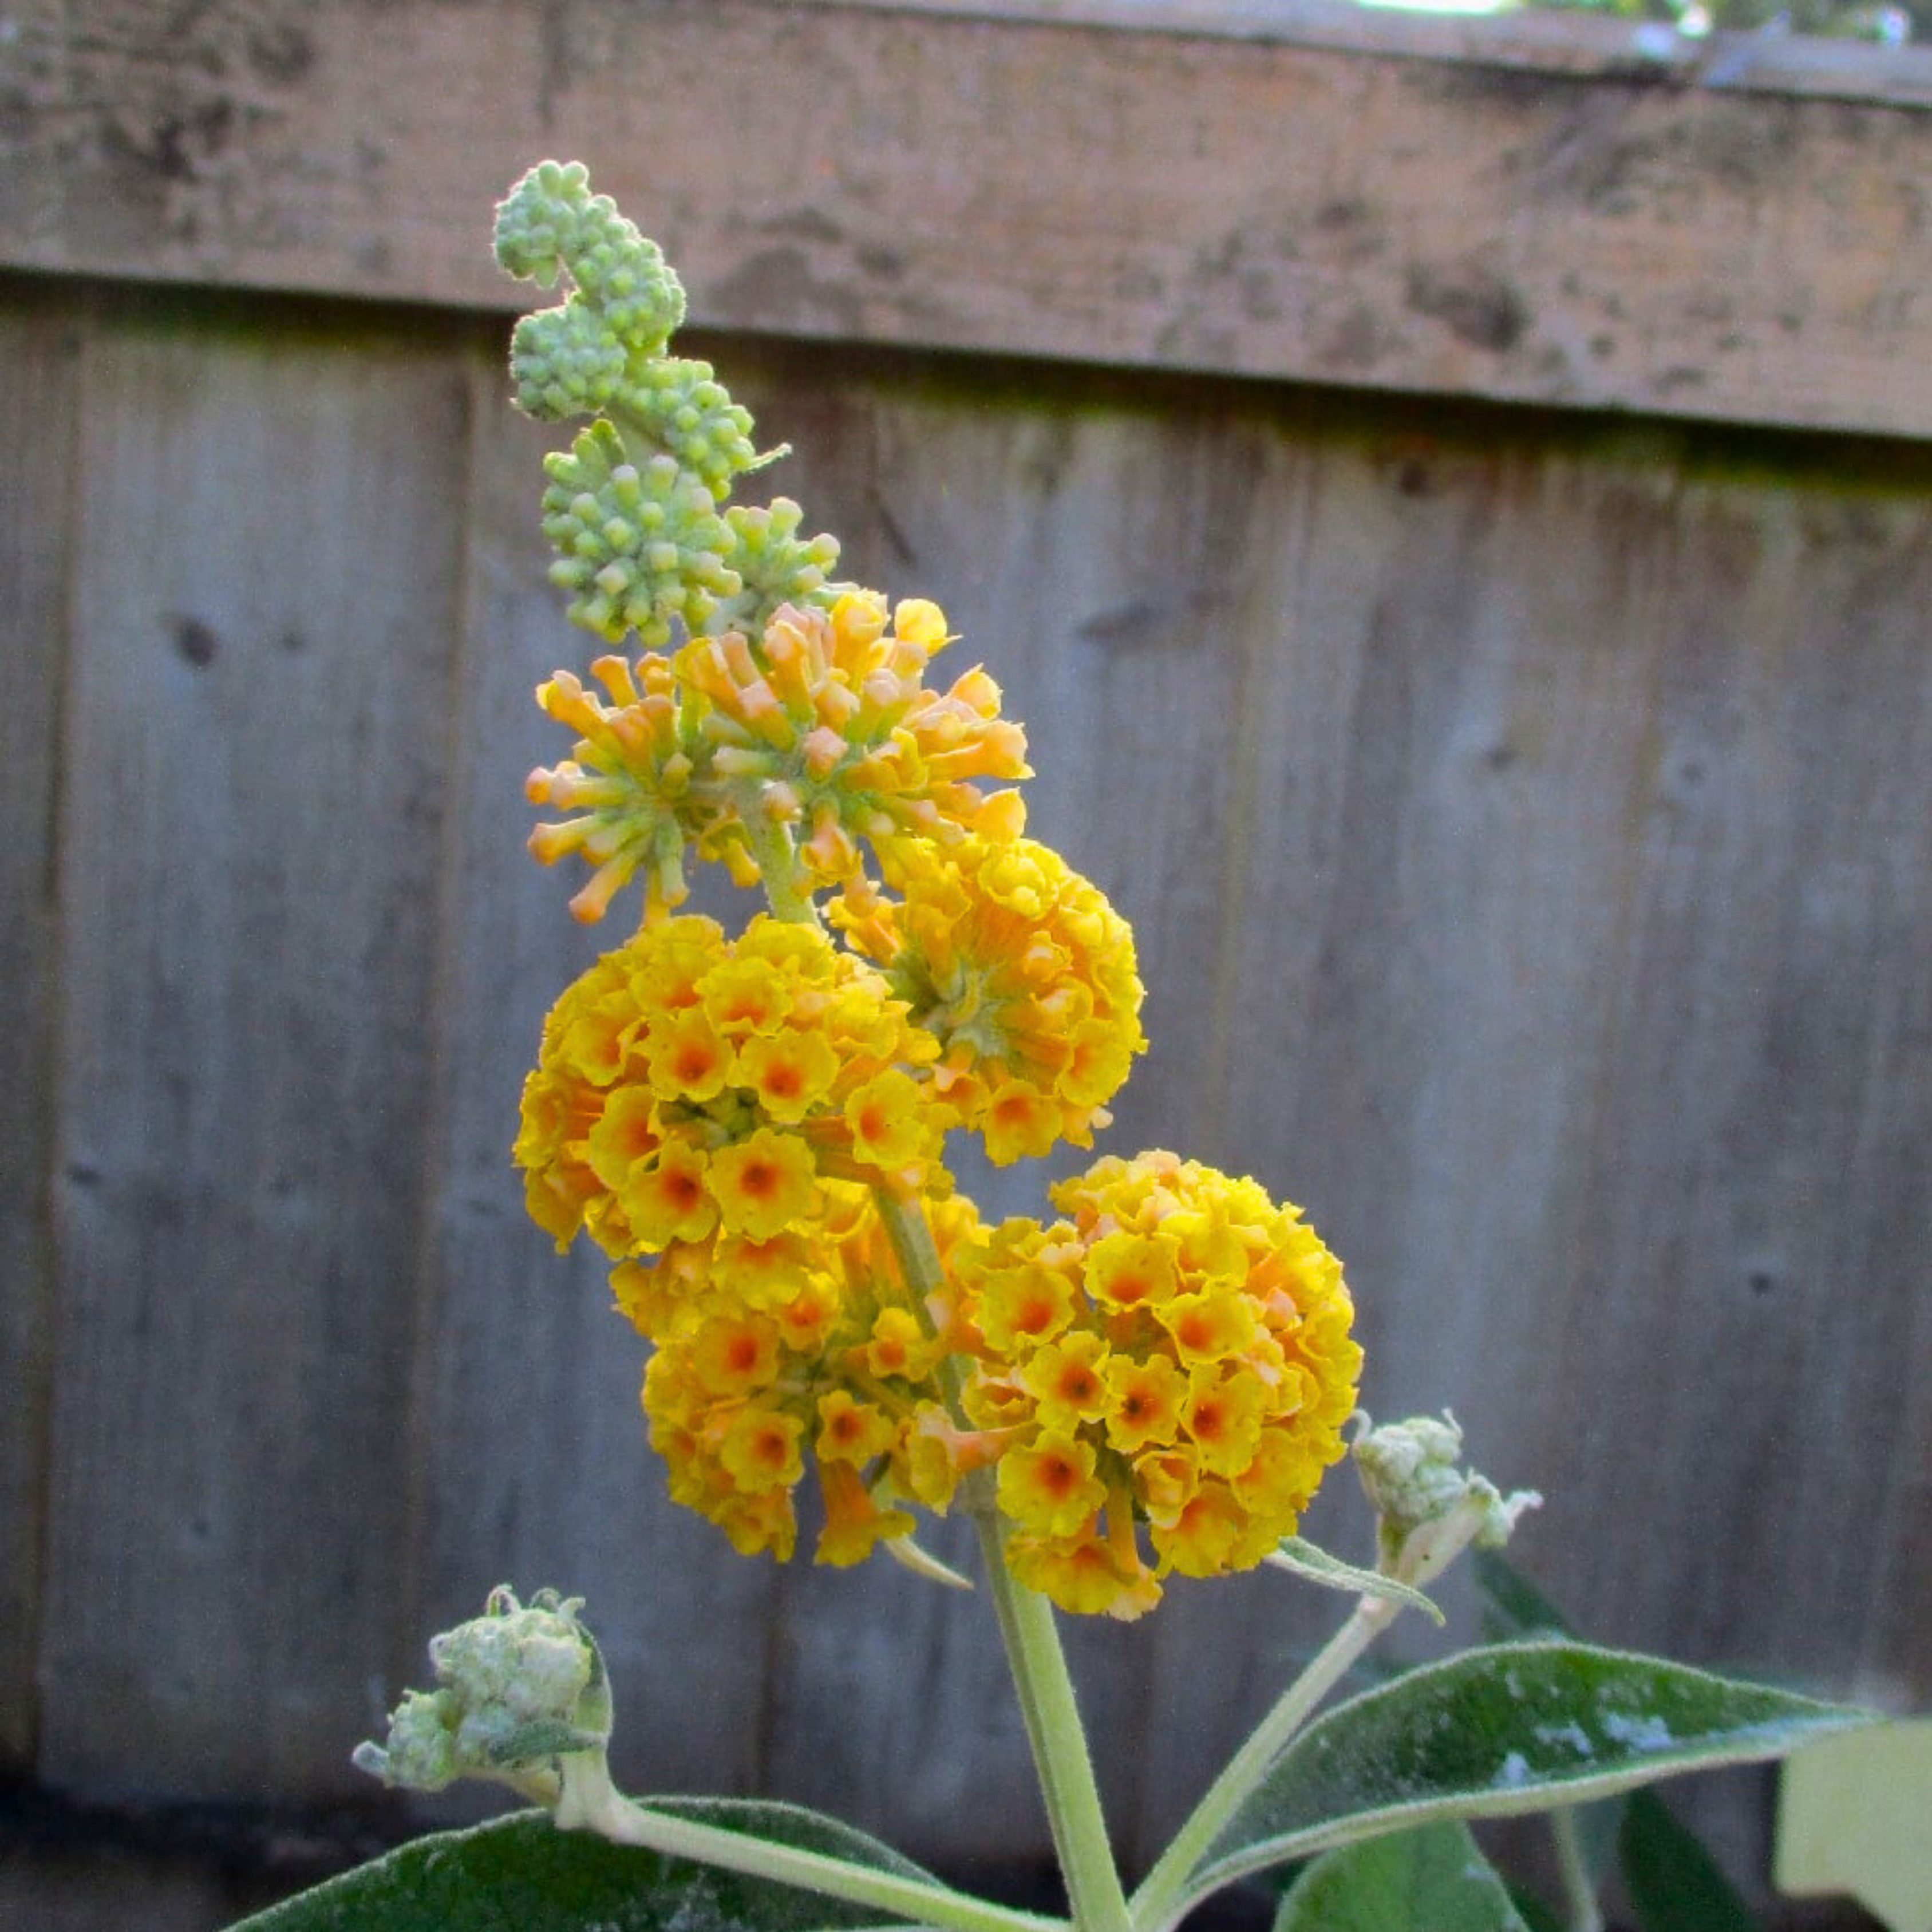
top-left (874, 1190), bottom-right (1131, 1932)
top-left (1549, 1805), bottom-right (1605, 1932)
top-left (974, 1512), bottom-right (1135, 1932)
top-left (556, 1753), bottom-right (1064, 1932)
top-left (1129, 1595), bottom-right (1401, 1932)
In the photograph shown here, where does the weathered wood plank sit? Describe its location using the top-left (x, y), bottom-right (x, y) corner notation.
top-left (826, 0), bottom-right (1932, 105)
top-left (397, 335), bottom-right (784, 1812)
top-left (3, 1), bottom-right (1929, 437)
top-left (0, 285), bottom-right (83, 1773)
top-left (37, 298), bottom-right (471, 1799)
top-left (1192, 419), bottom-right (1932, 1879)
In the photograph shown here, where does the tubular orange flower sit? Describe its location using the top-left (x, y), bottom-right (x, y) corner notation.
top-left (526, 591), bottom-right (1030, 924)
top-left (833, 835), bottom-right (1147, 1164)
top-left (943, 1150), bottom-right (1360, 1618)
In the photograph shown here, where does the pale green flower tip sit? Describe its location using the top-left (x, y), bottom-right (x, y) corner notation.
top-left (353, 1685), bottom-right (464, 1791)
top-left (495, 160), bottom-right (685, 355)
top-left (1353, 1411), bottom-right (1540, 1581)
top-left (511, 301), bottom-right (630, 422)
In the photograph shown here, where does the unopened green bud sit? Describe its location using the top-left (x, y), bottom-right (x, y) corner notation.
top-left (1353, 1412), bottom-right (1539, 1586)
top-left (354, 1586), bottom-right (610, 1798)
top-left (511, 299), bottom-right (630, 421)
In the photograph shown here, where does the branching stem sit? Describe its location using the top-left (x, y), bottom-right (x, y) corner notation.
top-left (556, 1753), bottom-right (1065, 1932)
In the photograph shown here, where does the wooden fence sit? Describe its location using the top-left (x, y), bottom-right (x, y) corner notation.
top-left (3, 3), bottom-right (1930, 1926)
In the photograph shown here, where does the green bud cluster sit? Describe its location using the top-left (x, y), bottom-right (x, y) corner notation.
top-left (494, 159), bottom-right (684, 353)
top-left (542, 422), bottom-right (740, 647)
top-left (498, 160), bottom-right (842, 653)
top-left (354, 1586), bottom-right (611, 1796)
top-left (714, 497), bottom-right (847, 639)
top-left (511, 302), bottom-right (631, 421)
top-left (620, 358), bottom-right (765, 500)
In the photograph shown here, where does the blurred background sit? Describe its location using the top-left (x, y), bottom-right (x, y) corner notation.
top-left (3, 2), bottom-right (1929, 1927)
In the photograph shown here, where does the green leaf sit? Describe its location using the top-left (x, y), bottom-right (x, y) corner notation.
top-left (1274, 1822), bottom-right (1532, 1932)
top-left (1164, 1640), bottom-right (1871, 1922)
top-left (1266, 1538), bottom-right (1446, 1626)
top-left (227, 1798), bottom-right (941, 1932)
top-left (1502, 1881), bottom-right (1566, 1932)
top-left (1619, 1787), bottom-right (1761, 1932)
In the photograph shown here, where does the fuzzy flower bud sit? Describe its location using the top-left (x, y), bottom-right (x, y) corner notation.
top-left (512, 299), bottom-right (631, 421)
top-left (541, 424), bottom-right (740, 646)
top-left (1353, 1412), bottom-right (1540, 1587)
top-left (353, 1586), bottom-right (610, 1796)
top-left (495, 160), bottom-right (685, 354)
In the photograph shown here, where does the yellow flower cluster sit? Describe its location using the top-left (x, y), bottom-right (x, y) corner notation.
top-left (513, 914), bottom-right (950, 1258)
top-left (833, 836), bottom-right (1147, 1164)
top-left (638, 1194), bottom-right (983, 1564)
top-left (932, 1152), bottom-right (1361, 1619)
top-left (503, 176), bottom-right (1366, 1610)
top-left (525, 592), bottom-right (1030, 924)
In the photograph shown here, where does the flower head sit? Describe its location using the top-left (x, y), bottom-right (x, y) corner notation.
top-left (514, 914), bottom-right (951, 1262)
top-left (526, 594), bottom-right (1030, 925)
top-left (941, 1151), bottom-right (1361, 1618)
top-left (834, 836), bottom-right (1146, 1164)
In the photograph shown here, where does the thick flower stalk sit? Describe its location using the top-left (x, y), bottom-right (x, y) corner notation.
top-left (926, 1152), bottom-right (1362, 1619)
top-left (527, 591), bottom-right (1032, 923)
top-left (833, 835), bottom-right (1145, 1163)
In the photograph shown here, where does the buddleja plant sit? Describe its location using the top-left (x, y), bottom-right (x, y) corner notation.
top-left (233, 163), bottom-right (1871, 1932)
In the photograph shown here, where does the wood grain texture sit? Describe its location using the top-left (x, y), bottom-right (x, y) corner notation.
top-left (3, 1), bottom-right (1930, 437)
top-left (0, 287), bottom-right (82, 1772)
top-left (396, 340), bottom-right (787, 1816)
top-left (36, 297), bottom-right (471, 1799)
top-left (3, 270), bottom-right (1927, 1931)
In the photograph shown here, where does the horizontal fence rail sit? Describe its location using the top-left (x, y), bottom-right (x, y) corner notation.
top-left (2, 0), bottom-right (1931, 436)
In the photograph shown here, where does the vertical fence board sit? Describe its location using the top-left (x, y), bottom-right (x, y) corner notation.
top-left (402, 338), bottom-right (782, 1811)
top-left (0, 290), bottom-right (82, 1771)
top-left (38, 303), bottom-right (470, 1797)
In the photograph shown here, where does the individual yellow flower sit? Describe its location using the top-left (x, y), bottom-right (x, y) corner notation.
top-left (617, 1145), bottom-right (720, 1251)
top-left (816, 1389), bottom-right (900, 1465)
top-left (1103, 1352), bottom-right (1187, 1455)
top-left (1006, 1527), bottom-right (1161, 1621)
top-left (707, 1128), bottom-right (821, 1240)
top-left (833, 835), bottom-right (1145, 1164)
top-left (814, 1460), bottom-right (915, 1568)
top-left (1019, 1332), bottom-right (1112, 1433)
top-left (689, 1311), bottom-right (783, 1397)
top-left (997, 1431), bottom-right (1107, 1540)
top-left (719, 1403), bottom-right (807, 1495)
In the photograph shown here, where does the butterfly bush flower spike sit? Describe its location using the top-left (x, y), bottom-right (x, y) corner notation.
top-left (500, 163), bottom-right (1361, 1624)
